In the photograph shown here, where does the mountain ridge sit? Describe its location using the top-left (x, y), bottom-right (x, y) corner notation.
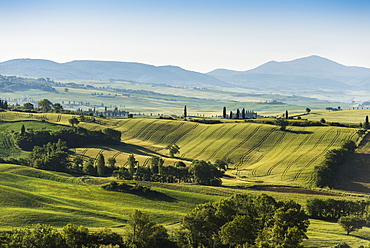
top-left (2, 56), bottom-right (370, 100)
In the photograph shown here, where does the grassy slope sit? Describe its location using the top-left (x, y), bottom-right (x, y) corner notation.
top-left (0, 111), bottom-right (357, 186)
top-left (1, 111), bottom-right (370, 246)
top-left (0, 163), bottom-right (219, 229)
top-left (1, 163), bottom-right (369, 247)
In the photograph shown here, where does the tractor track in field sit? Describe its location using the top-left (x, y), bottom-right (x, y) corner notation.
top-left (170, 123), bottom-right (200, 145)
top-left (93, 149), bottom-right (105, 161)
top-left (120, 119), bottom-right (145, 137)
top-left (294, 129), bottom-right (341, 182)
top-left (304, 130), bottom-right (353, 183)
top-left (112, 151), bottom-right (123, 159)
top-left (139, 121), bottom-right (170, 142)
top-left (279, 133), bottom-right (317, 180)
top-left (205, 124), bottom-right (238, 161)
top-left (154, 122), bottom-right (185, 145)
top-left (142, 157), bottom-right (151, 167)
top-left (180, 125), bottom-right (212, 158)
top-left (130, 120), bottom-right (159, 140)
top-left (222, 125), bottom-right (261, 163)
top-left (246, 128), bottom-right (278, 176)
top-left (191, 125), bottom-right (226, 159)
top-left (252, 130), bottom-right (289, 177)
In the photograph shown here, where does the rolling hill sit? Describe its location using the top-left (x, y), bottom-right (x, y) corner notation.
top-left (1, 111), bottom-right (358, 187)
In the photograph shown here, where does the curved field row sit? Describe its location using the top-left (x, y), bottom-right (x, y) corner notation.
top-left (279, 130), bottom-right (331, 180)
top-left (190, 125), bottom-right (231, 160)
top-left (205, 124), bottom-right (238, 161)
top-left (127, 120), bottom-right (159, 140)
top-left (221, 124), bottom-right (263, 162)
top-left (169, 123), bottom-right (200, 145)
top-left (153, 122), bottom-right (186, 145)
top-left (292, 129), bottom-right (341, 182)
top-left (246, 129), bottom-right (287, 174)
top-left (278, 131), bottom-right (314, 179)
top-left (240, 127), bottom-right (277, 174)
top-left (180, 125), bottom-right (213, 158)
top-left (253, 129), bottom-right (313, 178)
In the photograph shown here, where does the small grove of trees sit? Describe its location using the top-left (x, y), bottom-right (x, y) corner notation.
top-left (179, 194), bottom-right (309, 248)
top-left (13, 126), bottom-right (121, 151)
top-left (28, 139), bottom-right (70, 172)
top-left (306, 198), bottom-right (369, 221)
top-left (312, 140), bottom-right (357, 188)
top-left (0, 223), bottom-right (123, 248)
top-left (113, 156), bottom-right (224, 186)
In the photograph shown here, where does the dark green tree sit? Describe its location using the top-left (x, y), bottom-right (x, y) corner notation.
top-left (83, 159), bottom-right (97, 176)
top-left (23, 102), bottom-right (34, 110)
top-left (338, 215), bottom-right (366, 235)
top-left (103, 128), bottom-right (121, 142)
top-left (275, 118), bottom-right (289, 131)
top-left (223, 106), bottom-right (227, 118)
top-left (306, 108), bottom-right (311, 114)
top-left (61, 224), bottom-right (89, 248)
top-left (127, 154), bottom-right (138, 179)
top-left (242, 108), bottom-right (246, 119)
top-left (38, 98), bottom-right (53, 112)
top-left (285, 110), bottom-right (289, 119)
top-left (184, 105), bottom-right (187, 118)
top-left (126, 210), bottom-right (172, 248)
top-left (107, 157), bottom-right (117, 168)
top-left (53, 103), bottom-right (63, 113)
top-left (236, 109), bottom-right (240, 119)
top-left (68, 117), bottom-right (80, 127)
top-left (229, 111), bottom-right (233, 119)
top-left (189, 160), bottom-right (223, 186)
top-left (96, 153), bottom-right (106, 176)
top-left (20, 124), bottom-right (26, 135)
top-left (365, 115), bottom-right (369, 129)
top-left (5, 224), bottom-right (67, 248)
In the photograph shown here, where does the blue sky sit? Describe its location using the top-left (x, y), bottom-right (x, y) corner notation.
top-left (0, 0), bottom-right (369, 72)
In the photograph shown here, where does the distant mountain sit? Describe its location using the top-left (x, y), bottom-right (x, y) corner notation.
top-left (2, 56), bottom-right (370, 99)
top-left (208, 55), bottom-right (370, 90)
top-left (0, 59), bottom-right (228, 88)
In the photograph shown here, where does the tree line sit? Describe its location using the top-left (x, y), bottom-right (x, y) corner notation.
top-left (312, 140), bottom-right (356, 188)
top-left (113, 156), bottom-right (225, 186)
top-left (0, 193), bottom-right (311, 248)
top-left (14, 126), bottom-right (121, 151)
top-left (306, 197), bottom-right (370, 236)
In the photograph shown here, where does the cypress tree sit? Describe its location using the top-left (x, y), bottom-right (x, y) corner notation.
top-left (229, 111), bottom-right (233, 119)
top-left (242, 108), bottom-right (246, 119)
top-left (96, 153), bottom-right (106, 176)
top-left (20, 124), bottom-right (26, 135)
top-left (236, 109), bottom-right (240, 119)
top-left (223, 107), bottom-right (227, 118)
top-left (365, 116), bottom-right (369, 129)
top-left (285, 110), bottom-right (289, 119)
top-left (184, 105), bottom-right (187, 118)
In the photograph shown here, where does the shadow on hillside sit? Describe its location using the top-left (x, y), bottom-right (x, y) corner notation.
top-left (285, 130), bottom-right (313, 134)
top-left (140, 191), bottom-right (177, 202)
top-left (335, 153), bottom-right (370, 193)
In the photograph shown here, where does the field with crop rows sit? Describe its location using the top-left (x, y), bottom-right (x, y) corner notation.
top-left (67, 117), bottom-right (357, 186)
top-left (0, 111), bottom-right (359, 186)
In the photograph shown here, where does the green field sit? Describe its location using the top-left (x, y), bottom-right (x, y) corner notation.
top-left (1, 110), bottom-right (370, 247)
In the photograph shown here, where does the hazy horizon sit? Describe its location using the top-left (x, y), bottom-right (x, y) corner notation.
top-left (1, 0), bottom-right (369, 72)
